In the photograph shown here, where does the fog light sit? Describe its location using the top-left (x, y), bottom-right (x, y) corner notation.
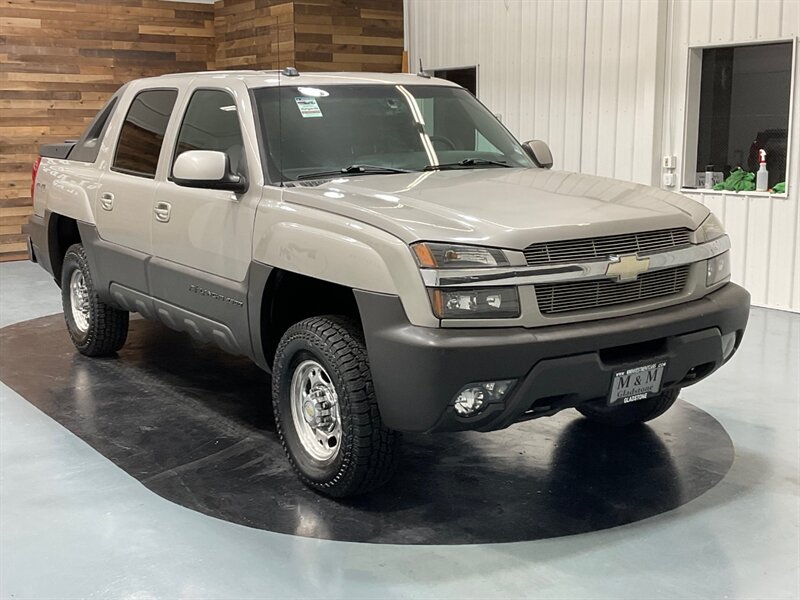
top-left (721, 331), bottom-right (737, 360)
top-left (453, 379), bottom-right (516, 417)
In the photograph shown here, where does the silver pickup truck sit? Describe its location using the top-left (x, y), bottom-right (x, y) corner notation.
top-left (25, 70), bottom-right (750, 497)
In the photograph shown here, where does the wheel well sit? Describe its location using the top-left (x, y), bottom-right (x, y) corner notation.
top-left (48, 214), bottom-right (81, 285)
top-left (261, 270), bottom-right (360, 366)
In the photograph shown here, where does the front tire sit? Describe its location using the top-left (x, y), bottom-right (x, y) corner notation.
top-left (576, 388), bottom-right (680, 427)
top-left (61, 243), bottom-right (129, 357)
top-left (272, 316), bottom-right (400, 497)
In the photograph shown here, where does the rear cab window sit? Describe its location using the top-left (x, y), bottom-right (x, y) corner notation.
top-left (69, 95), bottom-right (119, 163)
top-left (112, 89), bottom-right (179, 178)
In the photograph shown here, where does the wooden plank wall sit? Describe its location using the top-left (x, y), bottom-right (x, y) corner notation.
top-left (214, 0), bottom-right (294, 70)
top-left (0, 0), bottom-right (215, 261)
top-left (292, 0), bottom-right (403, 72)
top-left (214, 0), bottom-right (403, 72)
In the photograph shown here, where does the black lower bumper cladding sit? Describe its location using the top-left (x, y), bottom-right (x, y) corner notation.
top-left (356, 283), bottom-right (750, 433)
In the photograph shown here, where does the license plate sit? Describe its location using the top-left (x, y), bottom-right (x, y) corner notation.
top-left (608, 361), bottom-right (667, 406)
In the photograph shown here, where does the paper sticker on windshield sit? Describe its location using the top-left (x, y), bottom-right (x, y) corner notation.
top-left (295, 97), bottom-right (323, 118)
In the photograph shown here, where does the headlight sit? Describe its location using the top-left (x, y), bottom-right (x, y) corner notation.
top-left (429, 287), bottom-right (520, 319)
top-left (696, 212), bottom-right (726, 243)
top-left (411, 242), bottom-right (509, 268)
top-left (706, 251), bottom-right (731, 286)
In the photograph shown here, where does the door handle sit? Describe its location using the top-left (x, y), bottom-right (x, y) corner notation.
top-left (100, 192), bottom-right (114, 211)
top-left (154, 201), bottom-right (171, 223)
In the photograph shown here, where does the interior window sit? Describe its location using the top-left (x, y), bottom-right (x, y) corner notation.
top-left (112, 89), bottom-right (178, 178)
top-left (694, 42), bottom-right (792, 189)
top-left (173, 89), bottom-right (246, 176)
top-left (70, 96), bottom-right (118, 163)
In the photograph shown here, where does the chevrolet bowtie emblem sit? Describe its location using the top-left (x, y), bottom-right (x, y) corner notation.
top-left (606, 254), bottom-right (650, 282)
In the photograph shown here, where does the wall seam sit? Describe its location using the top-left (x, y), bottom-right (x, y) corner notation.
top-left (578, 0), bottom-right (589, 174)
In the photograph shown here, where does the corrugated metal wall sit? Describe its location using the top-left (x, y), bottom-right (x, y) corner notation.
top-left (406, 0), bottom-right (800, 312)
top-left (406, 0), bottom-right (664, 181)
top-left (662, 0), bottom-right (799, 312)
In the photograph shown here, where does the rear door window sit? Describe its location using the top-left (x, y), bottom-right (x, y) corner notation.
top-left (112, 89), bottom-right (178, 178)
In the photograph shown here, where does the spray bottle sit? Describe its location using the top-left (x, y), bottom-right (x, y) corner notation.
top-left (756, 149), bottom-right (769, 192)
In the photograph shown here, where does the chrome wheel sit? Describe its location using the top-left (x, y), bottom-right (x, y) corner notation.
top-left (69, 269), bottom-right (90, 333)
top-left (289, 360), bottom-right (342, 461)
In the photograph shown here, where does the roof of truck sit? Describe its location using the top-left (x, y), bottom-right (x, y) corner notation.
top-left (145, 70), bottom-right (460, 89)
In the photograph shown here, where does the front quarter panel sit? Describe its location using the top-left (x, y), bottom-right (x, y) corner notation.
top-left (253, 191), bottom-right (438, 327)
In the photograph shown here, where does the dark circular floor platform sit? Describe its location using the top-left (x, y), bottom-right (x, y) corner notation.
top-left (0, 315), bottom-right (735, 544)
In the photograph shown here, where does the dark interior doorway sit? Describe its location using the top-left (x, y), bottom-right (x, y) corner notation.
top-left (431, 66), bottom-right (478, 96)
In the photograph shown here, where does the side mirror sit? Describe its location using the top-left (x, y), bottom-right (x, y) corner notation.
top-left (522, 140), bottom-right (553, 169)
top-left (172, 150), bottom-right (247, 193)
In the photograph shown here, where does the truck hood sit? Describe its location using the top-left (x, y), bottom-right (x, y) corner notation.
top-left (282, 168), bottom-right (709, 249)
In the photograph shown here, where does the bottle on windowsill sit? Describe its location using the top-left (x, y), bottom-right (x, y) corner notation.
top-left (756, 149), bottom-right (769, 192)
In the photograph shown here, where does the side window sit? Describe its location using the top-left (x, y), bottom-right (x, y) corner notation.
top-left (70, 96), bottom-right (118, 163)
top-left (173, 89), bottom-right (246, 176)
top-left (112, 89), bottom-right (178, 178)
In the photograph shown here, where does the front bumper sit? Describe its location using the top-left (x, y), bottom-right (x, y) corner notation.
top-left (355, 283), bottom-right (750, 433)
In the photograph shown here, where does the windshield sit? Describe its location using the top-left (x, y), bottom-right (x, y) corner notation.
top-left (252, 84), bottom-right (533, 182)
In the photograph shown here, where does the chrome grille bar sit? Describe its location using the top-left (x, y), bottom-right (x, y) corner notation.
top-left (419, 235), bottom-right (730, 288)
top-left (535, 266), bottom-right (691, 314)
top-left (524, 228), bottom-right (692, 266)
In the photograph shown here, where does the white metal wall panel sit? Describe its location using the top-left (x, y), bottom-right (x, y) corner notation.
top-left (407, 0), bottom-right (589, 171)
top-left (407, 0), bottom-right (800, 312)
top-left (663, 0), bottom-right (800, 311)
top-left (408, 0), bottom-right (663, 183)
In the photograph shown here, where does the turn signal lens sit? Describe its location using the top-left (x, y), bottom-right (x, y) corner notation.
top-left (411, 242), bottom-right (509, 268)
top-left (429, 287), bottom-right (520, 319)
top-left (706, 251), bottom-right (730, 286)
top-left (412, 243), bottom-right (437, 268)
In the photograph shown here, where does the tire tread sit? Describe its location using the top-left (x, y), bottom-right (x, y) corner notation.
top-left (272, 316), bottom-right (400, 497)
top-left (61, 243), bottom-right (128, 357)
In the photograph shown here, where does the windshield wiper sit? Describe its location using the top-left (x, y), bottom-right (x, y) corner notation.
top-left (424, 158), bottom-right (512, 171)
top-left (297, 164), bottom-right (412, 180)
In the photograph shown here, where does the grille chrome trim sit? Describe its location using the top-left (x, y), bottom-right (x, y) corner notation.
top-left (535, 266), bottom-right (691, 314)
top-left (523, 228), bottom-right (692, 266)
top-left (419, 235), bottom-right (730, 288)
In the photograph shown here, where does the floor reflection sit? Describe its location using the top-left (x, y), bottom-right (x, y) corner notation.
top-left (0, 315), bottom-right (733, 544)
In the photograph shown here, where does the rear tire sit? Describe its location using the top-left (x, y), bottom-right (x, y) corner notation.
top-left (576, 388), bottom-right (680, 427)
top-left (272, 316), bottom-right (400, 497)
top-left (61, 243), bottom-right (129, 357)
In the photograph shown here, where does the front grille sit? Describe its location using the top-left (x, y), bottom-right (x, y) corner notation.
top-left (535, 265), bottom-right (690, 314)
top-left (524, 228), bottom-right (692, 266)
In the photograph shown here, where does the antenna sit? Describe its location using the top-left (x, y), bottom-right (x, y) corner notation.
top-left (417, 58), bottom-right (431, 79)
